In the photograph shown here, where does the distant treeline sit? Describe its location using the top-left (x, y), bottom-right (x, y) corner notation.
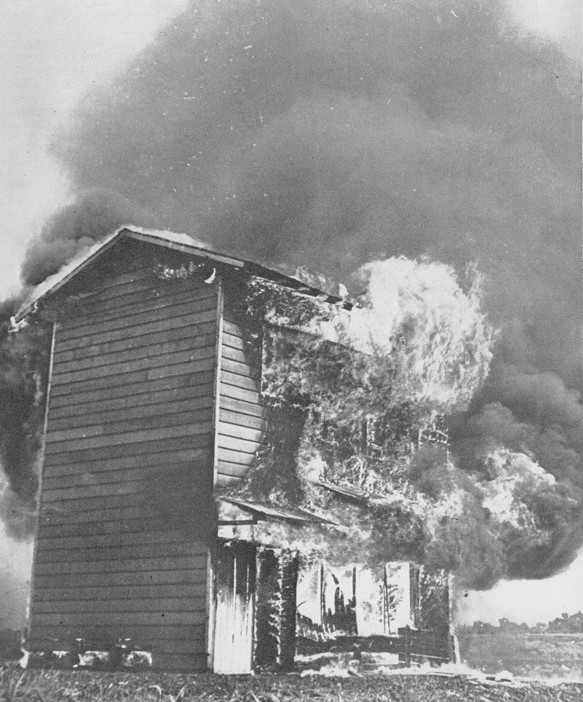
top-left (461, 611), bottom-right (583, 635)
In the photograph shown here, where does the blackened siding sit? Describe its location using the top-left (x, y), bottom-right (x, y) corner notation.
top-left (27, 247), bottom-right (218, 671)
top-left (215, 291), bottom-right (266, 488)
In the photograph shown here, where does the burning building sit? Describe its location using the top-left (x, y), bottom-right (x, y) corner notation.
top-left (14, 226), bottom-right (459, 672)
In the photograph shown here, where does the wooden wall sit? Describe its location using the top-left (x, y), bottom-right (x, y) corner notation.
top-left (27, 243), bottom-right (218, 671)
top-left (215, 286), bottom-right (266, 488)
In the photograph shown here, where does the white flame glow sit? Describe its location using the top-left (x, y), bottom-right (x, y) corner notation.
top-left (343, 257), bottom-right (494, 412)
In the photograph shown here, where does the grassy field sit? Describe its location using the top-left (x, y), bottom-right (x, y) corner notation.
top-left (457, 632), bottom-right (583, 679)
top-left (0, 665), bottom-right (581, 702)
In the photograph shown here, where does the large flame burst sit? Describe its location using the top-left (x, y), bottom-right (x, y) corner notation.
top-left (227, 257), bottom-right (575, 589)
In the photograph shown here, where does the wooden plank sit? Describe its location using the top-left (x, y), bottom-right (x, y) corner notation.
top-left (81, 276), bottom-right (215, 311)
top-left (222, 331), bottom-right (245, 351)
top-left (222, 321), bottom-right (244, 338)
top-left (61, 289), bottom-right (215, 335)
top-left (45, 422), bottom-right (213, 455)
top-left (221, 370), bottom-right (260, 392)
top-left (216, 460), bottom-right (251, 478)
top-left (73, 264), bottom-right (212, 303)
top-left (221, 345), bottom-right (248, 363)
top-left (47, 407), bottom-right (213, 444)
top-left (43, 447), bottom-right (211, 477)
top-left (34, 555), bottom-right (206, 576)
top-left (219, 408), bottom-right (265, 430)
top-left (37, 516), bottom-right (171, 538)
top-left (216, 474), bottom-right (242, 488)
top-left (51, 358), bottom-right (214, 398)
top-left (41, 479), bottom-right (154, 503)
top-left (34, 583), bottom-right (207, 602)
top-left (33, 570), bottom-right (206, 589)
top-left (219, 381), bottom-right (261, 405)
top-left (53, 335), bottom-right (213, 376)
top-left (48, 397), bottom-right (214, 431)
top-left (35, 543), bottom-right (208, 564)
top-left (54, 323), bottom-right (215, 364)
top-left (26, 623), bottom-right (205, 646)
top-left (37, 528), bottom-right (208, 552)
top-left (30, 611), bottom-right (206, 626)
top-left (218, 421), bottom-right (264, 443)
top-left (217, 434), bottom-right (263, 455)
top-left (55, 308), bottom-right (216, 352)
top-left (52, 346), bottom-right (215, 385)
top-left (38, 506), bottom-right (153, 528)
top-left (40, 492), bottom-right (146, 515)
top-left (43, 460), bottom-right (206, 490)
top-left (59, 298), bottom-right (215, 342)
top-left (63, 286), bottom-right (216, 330)
top-left (220, 395), bottom-right (264, 418)
top-left (220, 357), bottom-right (259, 379)
top-left (216, 448), bottom-right (256, 466)
top-left (43, 433), bottom-right (212, 468)
top-left (49, 382), bottom-right (214, 414)
top-left (26, 637), bottom-right (207, 657)
top-left (32, 597), bottom-right (205, 615)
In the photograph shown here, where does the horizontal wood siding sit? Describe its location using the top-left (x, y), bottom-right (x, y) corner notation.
top-left (28, 246), bottom-right (218, 671)
top-left (216, 297), bottom-right (266, 488)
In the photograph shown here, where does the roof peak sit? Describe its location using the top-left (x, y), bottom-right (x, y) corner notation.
top-left (13, 226), bottom-right (351, 324)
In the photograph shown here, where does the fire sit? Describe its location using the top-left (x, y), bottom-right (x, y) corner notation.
top-left (234, 256), bottom-right (505, 585)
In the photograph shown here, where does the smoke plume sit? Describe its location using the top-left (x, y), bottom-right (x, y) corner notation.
top-left (1, 0), bottom-right (580, 585)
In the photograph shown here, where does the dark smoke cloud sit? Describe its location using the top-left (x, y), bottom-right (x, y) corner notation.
top-left (7, 0), bottom-right (582, 583)
top-left (0, 300), bottom-right (51, 539)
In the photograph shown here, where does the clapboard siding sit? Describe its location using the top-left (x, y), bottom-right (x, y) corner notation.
top-left (49, 389), bottom-right (213, 422)
top-left (34, 570), bottom-right (206, 590)
top-left (35, 583), bottom-right (208, 602)
top-left (43, 432), bottom-right (213, 466)
top-left (52, 346), bottom-right (215, 385)
top-left (28, 623), bottom-right (204, 646)
top-left (43, 461), bottom-right (205, 489)
top-left (53, 334), bottom-right (214, 375)
top-left (28, 246), bottom-right (218, 671)
top-left (50, 378), bottom-right (214, 411)
top-left (54, 309), bottom-right (216, 352)
top-left (48, 399), bottom-right (214, 432)
top-left (43, 448), bottom-right (211, 478)
top-left (62, 285), bottom-right (216, 331)
top-left (53, 322), bottom-right (215, 364)
top-left (215, 292), bottom-right (266, 487)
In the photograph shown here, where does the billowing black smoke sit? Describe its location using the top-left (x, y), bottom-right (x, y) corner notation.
top-left (3, 0), bottom-right (581, 582)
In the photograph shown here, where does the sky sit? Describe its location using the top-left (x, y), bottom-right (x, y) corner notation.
top-left (0, 0), bottom-right (581, 627)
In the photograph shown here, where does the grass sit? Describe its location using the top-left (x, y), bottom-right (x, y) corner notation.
top-left (0, 665), bottom-right (581, 702)
top-left (458, 632), bottom-right (583, 679)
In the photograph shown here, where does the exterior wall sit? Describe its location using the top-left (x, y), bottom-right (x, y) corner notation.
top-left (27, 243), bottom-right (218, 670)
top-left (215, 285), bottom-right (266, 488)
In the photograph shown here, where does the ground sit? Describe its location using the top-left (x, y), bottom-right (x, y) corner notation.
top-left (1, 667), bottom-right (581, 702)
top-left (457, 632), bottom-right (583, 679)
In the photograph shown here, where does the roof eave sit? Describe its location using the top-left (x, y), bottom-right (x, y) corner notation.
top-left (14, 225), bottom-right (352, 324)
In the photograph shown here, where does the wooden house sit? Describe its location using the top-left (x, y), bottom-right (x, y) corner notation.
top-left (15, 227), bottom-right (455, 672)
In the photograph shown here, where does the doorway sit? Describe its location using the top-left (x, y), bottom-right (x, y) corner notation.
top-left (213, 541), bottom-right (257, 673)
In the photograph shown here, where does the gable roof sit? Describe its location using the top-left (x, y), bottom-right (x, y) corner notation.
top-left (14, 226), bottom-right (351, 323)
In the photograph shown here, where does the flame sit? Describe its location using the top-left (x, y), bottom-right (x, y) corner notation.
top-left (342, 257), bottom-right (495, 413)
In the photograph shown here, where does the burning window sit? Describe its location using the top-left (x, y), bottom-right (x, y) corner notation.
top-left (418, 415), bottom-right (448, 447)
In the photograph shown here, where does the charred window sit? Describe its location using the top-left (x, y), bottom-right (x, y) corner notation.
top-left (418, 415), bottom-right (448, 447)
top-left (361, 415), bottom-right (384, 457)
